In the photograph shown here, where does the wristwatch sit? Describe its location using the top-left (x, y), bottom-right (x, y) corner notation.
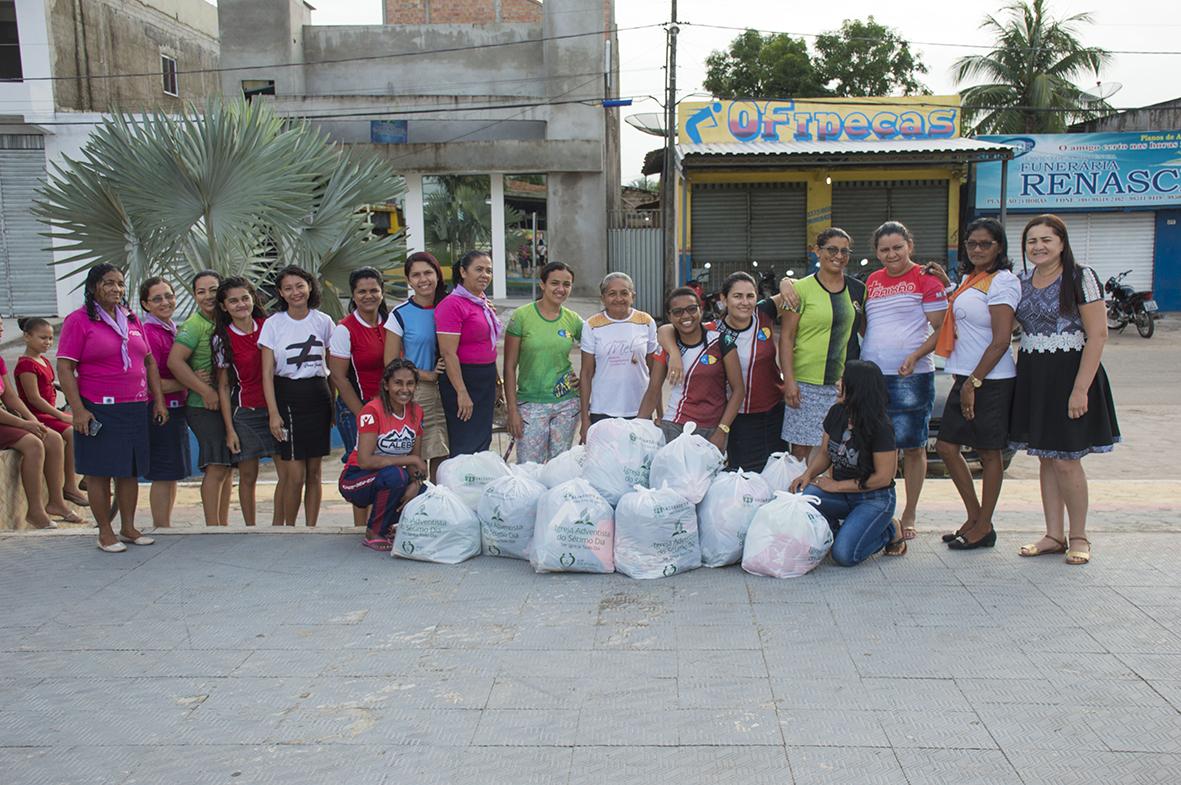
top-left (967, 375), bottom-right (983, 389)
top-left (717, 423), bottom-right (731, 434)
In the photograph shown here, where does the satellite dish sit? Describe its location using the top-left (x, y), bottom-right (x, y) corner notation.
top-left (1080, 81), bottom-right (1123, 104)
top-left (625, 112), bottom-right (668, 137)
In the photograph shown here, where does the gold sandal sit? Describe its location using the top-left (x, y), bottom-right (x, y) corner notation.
top-left (1019, 536), bottom-right (1066, 557)
top-left (1065, 537), bottom-right (1091, 565)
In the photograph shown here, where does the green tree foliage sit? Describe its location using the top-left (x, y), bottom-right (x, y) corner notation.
top-left (702, 21), bottom-right (927, 100)
top-left (953, 0), bottom-right (1111, 134)
top-left (423, 176), bottom-right (524, 269)
top-left (814, 18), bottom-right (928, 97)
top-left (34, 99), bottom-right (403, 318)
top-left (703, 29), bottom-right (827, 99)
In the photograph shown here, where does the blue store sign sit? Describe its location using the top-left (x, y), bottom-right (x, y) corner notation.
top-left (975, 132), bottom-right (1181, 210)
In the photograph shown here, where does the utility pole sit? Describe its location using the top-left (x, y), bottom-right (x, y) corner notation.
top-left (662, 1), bottom-right (679, 308)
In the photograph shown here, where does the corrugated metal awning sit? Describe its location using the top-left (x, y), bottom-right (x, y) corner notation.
top-left (642, 138), bottom-right (1014, 175)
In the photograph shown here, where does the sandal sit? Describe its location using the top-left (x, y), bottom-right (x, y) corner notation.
top-left (1065, 537), bottom-right (1091, 565)
top-left (1019, 535), bottom-right (1066, 557)
top-left (362, 538), bottom-right (392, 553)
top-left (884, 519), bottom-right (908, 557)
top-left (63, 491), bottom-right (88, 506)
top-left (53, 511), bottom-right (85, 524)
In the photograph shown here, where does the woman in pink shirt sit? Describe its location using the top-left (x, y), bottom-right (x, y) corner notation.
top-left (435, 250), bottom-right (502, 456)
top-left (57, 264), bottom-right (169, 552)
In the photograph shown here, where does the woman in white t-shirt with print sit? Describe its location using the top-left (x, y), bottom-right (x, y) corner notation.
top-left (578, 272), bottom-right (659, 443)
top-left (259, 265), bottom-right (336, 527)
top-left (928, 218), bottom-right (1021, 551)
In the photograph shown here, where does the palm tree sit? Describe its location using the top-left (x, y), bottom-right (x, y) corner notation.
top-left (423, 176), bottom-right (524, 269)
top-left (35, 99), bottom-right (404, 317)
top-left (953, 0), bottom-right (1111, 134)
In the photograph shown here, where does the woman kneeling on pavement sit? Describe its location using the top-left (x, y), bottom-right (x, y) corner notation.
top-left (789, 359), bottom-right (907, 565)
top-left (339, 359), bottom-right (427, 551)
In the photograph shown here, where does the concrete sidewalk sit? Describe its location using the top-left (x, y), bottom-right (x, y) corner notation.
top-left (1, 529), bottom-right (1179, 785)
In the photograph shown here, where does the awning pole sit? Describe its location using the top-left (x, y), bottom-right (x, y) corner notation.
top-left (999, 158), bottom-right (1009, 228)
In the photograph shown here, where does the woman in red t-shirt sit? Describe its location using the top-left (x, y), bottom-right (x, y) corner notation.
top-left (213, 277), bottom-right (276, 527)
top-left (338, 359), bottom-right (427, 550)
top-left (14, 317), bottom-right (85, 508)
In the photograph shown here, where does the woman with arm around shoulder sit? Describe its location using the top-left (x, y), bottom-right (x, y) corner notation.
top-left (859, 221), bottom-right (948, 540)
top-left (504, 262), bottom-right (584, 463)
top-left (1010, 214), bottom-right (1120, 565)
top-left (328, 267), bottom-right (389, 528)
top-left (138, 278), bottom-right (193, 527)
top-left (338, 359), bottom-right (428, 551)
top-left (56, 264), bottom-right (168, 550)
top-left (578, 272), bottom-right (658, 443)
top-left (929, 218), bottom-right (1021, 550)
top-left (258, 265), bottom-right (336, 526)
top-left (788, 360), bottom-right (907, 564)
top-left (385, 252), bottom-right (449, 481)
top-left (639, 287), bottom-right (743, 451)
top-left (434, 250), bottom-right (502, 456)
top-left (779, 228), bottom-right (867, 463)
top-left (213, 277), bottom-right (277, 527)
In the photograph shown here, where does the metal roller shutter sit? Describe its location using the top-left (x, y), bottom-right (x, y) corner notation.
top-left (0, 136), bottom-right (57, 316)
top-left (1003, 212), bottom-right (1155, 292)
top-left (691, 182), bottom-right (807, 286)
top-left (832, 180), bottom-right (949, 274)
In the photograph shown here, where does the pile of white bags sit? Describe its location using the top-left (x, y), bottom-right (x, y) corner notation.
top-left (478, 473), bottom-right (547, 559)
top-left (647, 422), bottom-right (724, 504)
top-left (761, 452), bottom-right (807, 492)
top-left (437, 451), bottom-right (512, 510)
top-left (539, 445), bottom-right (586, 489)
top-left (529, 479), bottom-right (615, 573)
top-left (697, 470), bottom-right (774, 567)
top-left (741, 492), bottom-right (833, 578)
top-left (393, 483), bottom-right (481, 564)
top-left (511, 461), bottom-right (545, 483)
top-left (614, 485), bottom-right (701, 579)
top-left (582, 418), bottom-right (666, 504)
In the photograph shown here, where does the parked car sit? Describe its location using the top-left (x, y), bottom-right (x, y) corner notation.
top-left (924, 364), bottom-right (1016, 475)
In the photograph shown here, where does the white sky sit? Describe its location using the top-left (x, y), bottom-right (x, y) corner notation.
top-left (306, 1), bottom-right (1180, 181)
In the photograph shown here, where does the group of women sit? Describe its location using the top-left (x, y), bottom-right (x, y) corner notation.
top-left (0, 211), bottom-right (1119, 566)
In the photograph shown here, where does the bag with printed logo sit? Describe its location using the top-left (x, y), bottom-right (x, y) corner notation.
top-left (647, 422), bottom-right (725, 504)
top-left (478, 473), bottom-right (547, 559)
top-left (741, 491), bottom-right (833, 579)
top-left (614, 485), bottom-right (701, 579)
top-left (437, 450), bottom-right (512, 511)
top-left (760, 451), bottom-right (807, 493)
top-left (582, 418), bottom-right (666, 505)
top-left (538, 445), bottom-right (586, 489)
top-left (697, 470), bottom-right (774, 567)
top-left (529, 478), bottom-right (615, 573)
top-left (393, 482), bottom-right (481, 564)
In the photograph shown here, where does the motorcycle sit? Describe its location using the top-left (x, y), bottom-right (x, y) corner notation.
top-left (1105, 269), bottom-right (1158, 339)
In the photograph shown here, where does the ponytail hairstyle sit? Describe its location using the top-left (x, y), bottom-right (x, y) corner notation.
top-left (665, 286), bottom-right (701, 312)
top-left (138, 276), bottom-right (173, 313)
top-left (816, 227), bottom-right (852, 248)
top-left (452, 250), bottom-right (491, 287)
top-left (839, 360), bottom-right (892, 489)
top-left (1021, 214), bottom-right (1082, 316)
top-left (721, 271), bottom-right (756, 297)
top-left (872, 220), bottom-right (913, 249)
top-left (348, 266), bottom-right (389, 322)
top-left (212, 276), bottom-right (268, 387)
top-left (959, 217), bottom-right (1012, 278)
top-left (379, 358), bottom-right (419, 416)
top-left (404, 251), bottom-right (448, 305)
top-left (82, 264), bottom-right (136, 323)
top-left (18, 317), bottom-right (52, 334)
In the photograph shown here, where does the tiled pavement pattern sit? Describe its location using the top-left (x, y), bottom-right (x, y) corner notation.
top-left (2, 532), bottom-right (1180, 785)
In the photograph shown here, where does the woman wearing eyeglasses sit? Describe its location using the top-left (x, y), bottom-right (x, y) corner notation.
top-left (927, 218), bottom-right (1021, 550)
top-left (639, 286), bottom-right (744, 449)
top-left (778, 228), bottom-right (866, 461)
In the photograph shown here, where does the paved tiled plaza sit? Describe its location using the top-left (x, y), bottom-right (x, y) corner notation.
top-left (2, 530), bottom-right (1179, 784)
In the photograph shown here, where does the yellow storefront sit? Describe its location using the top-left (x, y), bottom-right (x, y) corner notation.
top-left (665, 97), bottom-right (1013, 285)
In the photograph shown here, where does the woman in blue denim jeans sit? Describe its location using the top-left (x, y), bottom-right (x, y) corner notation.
top-left (789, 360), bottom-right (907, 565)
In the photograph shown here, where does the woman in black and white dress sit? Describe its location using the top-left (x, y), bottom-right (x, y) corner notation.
top-left (259, 265), bottom-right (336, 527)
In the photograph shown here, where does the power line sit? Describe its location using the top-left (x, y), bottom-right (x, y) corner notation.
top-left (0, 23), bottom-right (661, 84)
top-left (679, 21), bottom-right (1181, 57)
